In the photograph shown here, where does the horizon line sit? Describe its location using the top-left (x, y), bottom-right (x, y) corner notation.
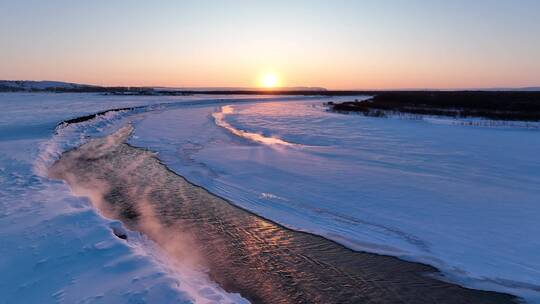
top-left (2, 79), bottom-right (540, 92)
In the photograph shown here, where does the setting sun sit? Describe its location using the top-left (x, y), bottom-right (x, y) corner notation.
top-left (261, 73), bottom-right (279, 88)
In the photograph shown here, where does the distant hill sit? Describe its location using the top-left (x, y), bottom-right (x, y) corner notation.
top-left (0, 80), bottom-right (99, 92)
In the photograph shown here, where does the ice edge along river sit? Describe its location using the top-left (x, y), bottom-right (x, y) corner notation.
top-left (1, 93), bottom-right (539, 303)
top-left (128, 97), bottom-right (540, 302)
top-left (0, 93), bottom-right (257, 304)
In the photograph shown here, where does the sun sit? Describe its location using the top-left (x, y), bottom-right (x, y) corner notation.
top-left (261, 73), bottom-right (279, 88)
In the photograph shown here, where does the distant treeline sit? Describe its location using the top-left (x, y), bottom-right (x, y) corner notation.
top-left (328, 91), bottom-right (540, 121)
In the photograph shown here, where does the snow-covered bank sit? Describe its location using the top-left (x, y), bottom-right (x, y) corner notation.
top-left (128, 98), bottom-right (540, 302)
top-left (49, 125), bottom-right (518, 304)
top-left (2, 92), bottom-right (539, 303)
top-left (0, 93), bottom-right (251, 303)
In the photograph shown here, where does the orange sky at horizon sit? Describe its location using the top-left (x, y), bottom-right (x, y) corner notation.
top-left (7, 58), bottom-right (538, 90)
top-left (1, 1), bottom-right (539, 90)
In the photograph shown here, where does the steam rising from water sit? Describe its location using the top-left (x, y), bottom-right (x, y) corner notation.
top-left (48, 125), bottom-right (247, 304)
top-left (33, 109), bottom-right (131, 177)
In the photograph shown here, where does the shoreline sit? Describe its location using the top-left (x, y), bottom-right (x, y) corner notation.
top-left (48, 125), bottom-right (520, 304)
top-left (327, 91), bottom-right (540, 121)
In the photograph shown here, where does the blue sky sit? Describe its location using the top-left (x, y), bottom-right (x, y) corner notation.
top-left (1, 0), bottom-right (539, 89)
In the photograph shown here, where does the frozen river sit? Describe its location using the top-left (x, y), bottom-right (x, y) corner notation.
top-left (1, 93), bottom-right (539, 302)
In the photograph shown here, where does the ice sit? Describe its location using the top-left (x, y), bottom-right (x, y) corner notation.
top-left (0, 93), bottom-right (249, 303)
top-left (129, 98), bottom-right (540, 302)
top-left (2, 92), bottom-right (540, 303)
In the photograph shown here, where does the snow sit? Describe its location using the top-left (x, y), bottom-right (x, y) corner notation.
top-left (0, 80), bottom-right (93, 90)
top-left (0, 93), bottom-right (249, 304)
top-left (128, 98), bottom-right (540, 302)
top-left (2, 92), bottom-right (539, 303)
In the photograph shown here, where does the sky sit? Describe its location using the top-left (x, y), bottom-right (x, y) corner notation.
top-left (1, 0), bottom-right (539, 89)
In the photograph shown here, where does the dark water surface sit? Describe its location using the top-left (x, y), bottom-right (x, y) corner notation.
top-left (49, 126), bottom-right (518, 304)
